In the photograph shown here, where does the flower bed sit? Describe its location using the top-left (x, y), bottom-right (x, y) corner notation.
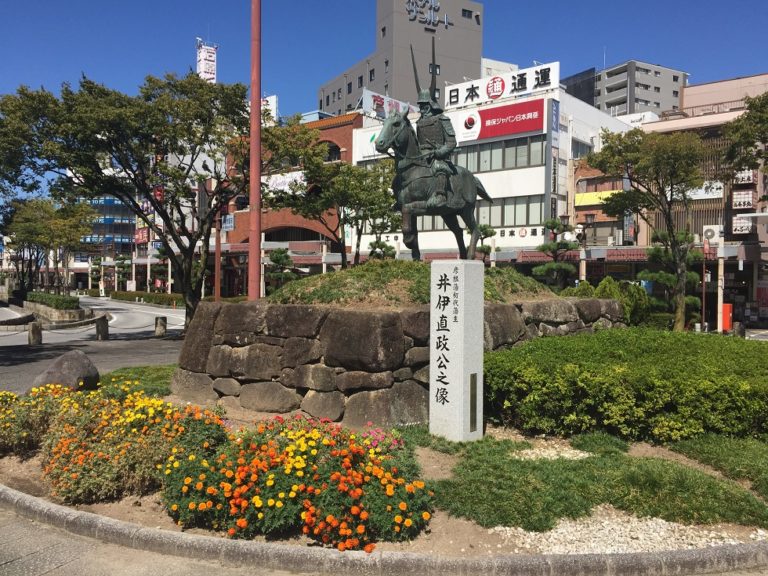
top-left (0, 382), bottom-right (433, 552)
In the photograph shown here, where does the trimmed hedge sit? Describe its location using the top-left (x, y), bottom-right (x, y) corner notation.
top-left (484, 328), bottom-right (768, 443)
top-left (26, 292), bottom-right (80, 310)
top-left (110, 290), bottom-right (185, 307)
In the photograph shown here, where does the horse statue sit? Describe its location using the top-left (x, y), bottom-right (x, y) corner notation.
top-left (375, 110), bottom-right (492, 261)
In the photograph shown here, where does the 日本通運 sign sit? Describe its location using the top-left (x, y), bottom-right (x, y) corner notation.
top-left (444, 62), bottom-right (560, 111)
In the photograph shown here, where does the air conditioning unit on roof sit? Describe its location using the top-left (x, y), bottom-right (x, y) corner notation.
top-left (702, 224), bottom-right (722, 242)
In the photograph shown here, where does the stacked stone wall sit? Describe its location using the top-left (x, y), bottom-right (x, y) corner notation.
top-left (172, 298), bottom-right (624, 428)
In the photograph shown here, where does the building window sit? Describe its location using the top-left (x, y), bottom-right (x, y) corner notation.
top-left (338, 88), bottom-right (342, 99)
top-left (381, 26), bottom-right (386, 38)
top-left (369, 68), bottom-right (375, 82)
top-left (673, 90), bottom-right (679, 97)
top-left (571, 138), bottom-right (593, 159)
top-left (434, 87), bottom-right (440, 99)
top-left (654, 70), bottom-right (661, 77)
top-left (429, 63), bottom-right (441, 75)
top-left (384, 84), bottom-right (389, 95)
top-left (326, 95), bottom-right (330, 106)
top-left (385, 59), bottom-right (389, 73)
top-left (325, 143), bottom-right (341, 162)
top-left (673, 75), bottom-right (679, 82)
top-left (347, 82), bottom-right (352, 94)
top-left (319, 99), bottom-right (323, 110)
top-left (358, 75), bottom-right (363, 88)
top-left (332, 92), bottom-right (336, 102)
top-left (654, 86), bottom-right (660, 92)
top-left (462, 8), bottom-right (472, 18)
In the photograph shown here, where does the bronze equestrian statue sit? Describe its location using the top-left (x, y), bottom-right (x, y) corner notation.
top-left (375, 39), bottom-right (491, 260)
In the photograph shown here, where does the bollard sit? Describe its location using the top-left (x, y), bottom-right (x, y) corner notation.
top-left (155, 316), bottom-right (167, 338)
top-left (28, 321), bottom-right (42, 346)
top-left (95, 316), bottom-right (109, 341)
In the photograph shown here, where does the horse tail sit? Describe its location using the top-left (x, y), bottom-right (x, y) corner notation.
top-left (474, 176), bottom-right (493, 203)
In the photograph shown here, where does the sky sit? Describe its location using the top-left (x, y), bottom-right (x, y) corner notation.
top-left (1, 0), bottom-right (766, 118)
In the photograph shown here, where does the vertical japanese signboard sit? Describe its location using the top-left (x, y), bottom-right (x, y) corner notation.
top-left (429, 260), bottom-right (484, 442)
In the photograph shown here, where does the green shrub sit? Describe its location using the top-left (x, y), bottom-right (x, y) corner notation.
top-left (26, 291), bottom-right (80, 310)
top-left (110, 290), bottom-right (185, 307)
top-left (618, 282), bottom-right (652, 325)
top-left (561, 280), bottom-right (595, 297)
top-left (642, 312), bottom-right (674, 330)
top-left (484, 328), bottom-right (768, 443)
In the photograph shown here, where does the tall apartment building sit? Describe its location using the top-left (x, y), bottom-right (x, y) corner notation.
top-left (563, 60), bottom-right (688, 116)
top-left (318, 0), bottom-right (484, 115)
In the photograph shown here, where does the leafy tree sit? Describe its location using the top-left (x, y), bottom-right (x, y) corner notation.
top-left (0, 74), bottom-right (254, 326)
top-left (266, 248), bottom-right (298, 294)
top-left (90, 255), bottom-right (102, 287)
top-left (114, 254), bottom-right (131, 291)
top-left (49, 202), bottom-right (96, 291)
top-left (5, 199), bottom-right (51, 293)
top-left (267, 160), bottom-right (399, 268)
top-left (468, 224), bottom-right (496, 263)
top-left (724, 92), bottom-right (768, 188)
top-left (588, 128), bottom-right (705, 331)
top-left (532, 218), bottom-right (579, 290)
top-left (367, 239), bottom-right (396, 259)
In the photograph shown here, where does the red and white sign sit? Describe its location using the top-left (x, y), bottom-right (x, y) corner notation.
top-left (134, 227), bottom-right (149, 244)
top-left (453, 99), bottom-right (545, 143)
top-left (486, 77), bottom-right (505, 100)
top-left (444, 62), bottom-right (560, 110)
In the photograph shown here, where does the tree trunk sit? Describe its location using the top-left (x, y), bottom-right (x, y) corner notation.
top-left (673, 259), bottom-right (687, 332)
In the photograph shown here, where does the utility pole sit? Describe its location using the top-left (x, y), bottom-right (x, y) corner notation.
top-left (248, 0), bottom-right (262, 300)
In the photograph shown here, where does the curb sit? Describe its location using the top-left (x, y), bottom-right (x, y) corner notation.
top-left (2, 484), bottom-right (768, 575)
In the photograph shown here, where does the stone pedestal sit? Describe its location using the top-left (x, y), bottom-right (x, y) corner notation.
top-left (95, 316), bottom-right (109, 341)
top-left (28, 322), bottom-right (42, 346)
top-left (155, 316), bottom-right (167, 337)
top-left (429, 260), bottom-right (484, 442)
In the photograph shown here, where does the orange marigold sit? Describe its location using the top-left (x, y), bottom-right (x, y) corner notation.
top-left (422, 511), bottom-right (431, 521)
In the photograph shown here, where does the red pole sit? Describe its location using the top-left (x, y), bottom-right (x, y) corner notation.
top-left (214, 209), bottom-right (221, 302)
top-left (248, 0), bottom-right (262, 300)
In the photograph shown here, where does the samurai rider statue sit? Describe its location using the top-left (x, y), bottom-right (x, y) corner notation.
top-left (415, 87), bottom-right (457, 209)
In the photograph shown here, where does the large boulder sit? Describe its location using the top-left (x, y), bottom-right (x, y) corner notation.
top-left (320, 309), bottom-right (405, 372)
top-left (212, 301), bottom-right (269, 346)
top-left (520, 300), bottom-right (579, 325)
top-left (32, 350), bottom-right (100, 391)
top-left (572, 298), bottom-right (603, 324)
top-left (265, 305), bottom-right (329, 338)
top-left (239, 382), bottom-right (302, 412)
top-left (301, 390), bottom-right (345, 421)
top-left (281, 337), bottom-right (323, 368)
top-left (342, 381), bottom-right (428, 428)
top-left (170, 368), bottom-right (218, 406)
top-left (281, 365), bottom-right (337, 391)
top-left (484, 303), bottom-right (526, 350)
top-left (399, 307), bottom-right (430, 346)
top-left (178, 301), bottom-right (223, 372)
top-left (336, 371), bottom-right (394, 392)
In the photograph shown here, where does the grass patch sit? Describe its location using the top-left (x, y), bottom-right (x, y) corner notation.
top-left (99, 365), bottom-right (176, 398)
top-left (672, 434), bottom-right (768, 500)
top-left (267, 260), bottom-right (552, 307)
top-left (430, 434), bottom-right (768, 532)
top-left (570, 432), bottom-right (629, 455)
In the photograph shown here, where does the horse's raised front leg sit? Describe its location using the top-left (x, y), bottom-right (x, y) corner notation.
top-left (442, 213), bottom-right (467, 260)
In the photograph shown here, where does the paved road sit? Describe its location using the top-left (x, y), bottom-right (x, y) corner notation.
top-left (0, 297), bottom-right (185, 394)
top-left (0, 508), bottom-right (296, 576)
